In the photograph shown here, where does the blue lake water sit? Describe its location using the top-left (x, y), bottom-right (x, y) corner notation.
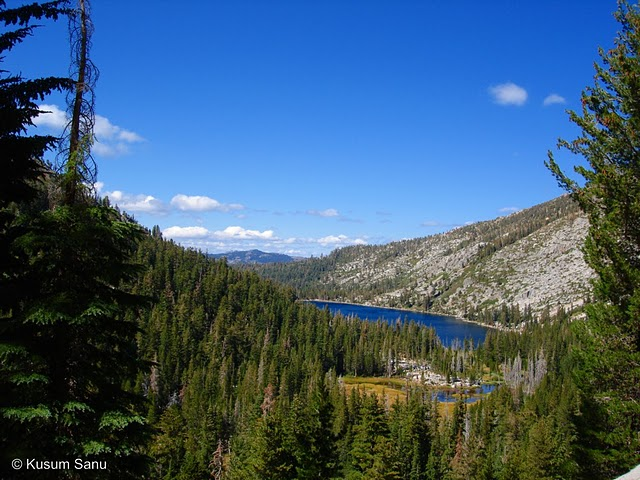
top-left (308, 301), bottom-right (488, 347)
top-left (432, 384), bottom-right (496, 403)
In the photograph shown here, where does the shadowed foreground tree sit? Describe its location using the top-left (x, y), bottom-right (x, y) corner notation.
top-left (546, 1), bottom-right (640, 476)
top-left (1, 1), bottom-right (149, 478)
top-left (0, 0), bottom-right (71, 472)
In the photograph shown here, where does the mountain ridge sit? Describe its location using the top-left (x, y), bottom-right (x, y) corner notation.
top-left (208, 249), bottom-right (298, 264)
top-left (252, 195), bottom-right (594, 320)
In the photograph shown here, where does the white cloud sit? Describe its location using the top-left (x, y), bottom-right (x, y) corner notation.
top-left (117, 129), bottom-right (145, 143)
top-left (163, 226), bottom-right (210, 238)
top-left (162, 228), bottom-right (371, 257)
top-left (543, 93), bottom-right (566, 106)
top-left (308, 208), bottom-right (340, 218)
top-left (317, 234), bottom-right (367, 246)
top-left (213, 226), bottom-right (274, 240)
top-left (318, 234), bottom-right (347, 245)
top-left (170, 194), bottom-right (244, 213)
top-left (34, 104), bottom-right (144, 157)
top-left (99, 186), bottom-right (245, 216)
top-left (105, 190), bottom-right (167, 215)
top-left (94, 114), bottom-right (145, 156)
top-left (93, 141), bottom-right (132, 157)
top-left (489, 82), bottom-right (528, 106)
top-left (162, 225), bottom-right (275, 242)
top-left (34, 104), bottom-right (67, 129)
top-left (94, 115), bottom-right (144, 143)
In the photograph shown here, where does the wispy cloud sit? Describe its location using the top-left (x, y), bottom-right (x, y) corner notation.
top-left (161, 223), bottom-right (368, 256)
top-left (105, 190), bottom-right (167, 215)
top-left (543, 93), bottom-right (566, 106)
top-left (212, 226), bottom-right (274, 240)
top-left (489, 82), bottom-right (528, 106)
top-left (34, 104), bottom-right (144, 157)
top-left (163, 225), bottom-right (274, 241)
top-left (163, 226), bottom-right (209, 238)
top-left (317, 234), bottom-right (367, 247)
top-left (305, 208), bottom-right (363, 224)
top-left (307, 208), bottom-right (340, 218)
top-left (171, 194), bottom-right (244, 213)
top-left (499, 206), bottom-right (520, 214)
top-left (93, 114), bottom-right (145, 156)
top-left (421, 220), bottom-right (462, 228)
top-left (98, 184), bottom-right (247, 217)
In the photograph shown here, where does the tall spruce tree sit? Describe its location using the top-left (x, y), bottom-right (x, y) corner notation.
top-left (0, 0), bottom-right (70, 315)
top-left (1, 1), bottom-right (149, 478)
top-left (0, 0), bottom-right (71, 208)
top-left (0, 0), bottom-right (71, 474)
top-left (546, 1), bottom-right (640, 476)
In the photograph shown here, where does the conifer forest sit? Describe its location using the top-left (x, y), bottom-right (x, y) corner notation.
top-left (1, 1), bottom-right (640, 479)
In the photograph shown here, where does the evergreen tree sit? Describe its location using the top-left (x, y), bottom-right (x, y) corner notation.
top-left (546, 1), bottom-right (640, 476)
top-left (0, 0), bottom-right (71, 338)
top-left (149, 405), bottom-right (186, 479)
top-left (0, 0), bottom-right (71, 473)
top-left (1, 1), bottom-right (150, 477)
top-left (348, 393), bottom-right (399, 479)
top-left (0, 0), bottom-right (71, 209)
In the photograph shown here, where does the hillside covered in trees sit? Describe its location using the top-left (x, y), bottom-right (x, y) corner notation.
top-left (130, 233), bottom-right (588, 479)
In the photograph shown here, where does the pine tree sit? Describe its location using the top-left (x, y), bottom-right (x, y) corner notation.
top-left (1, 1), bottom-right (150, 477)
top-left (0, 0), bottom-right (71, 473)
top-left (546, 1), bottom-right (640, 475)
top-left (348, 393), bottom-right (399, 479)
top-left (0, 0), bottom-right (71, 334)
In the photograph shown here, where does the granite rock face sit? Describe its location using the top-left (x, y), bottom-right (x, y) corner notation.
top-left (256, 195), bottom-right (594, 319)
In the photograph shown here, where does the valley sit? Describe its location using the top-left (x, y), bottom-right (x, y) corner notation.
top-left (4, 0), bottom-right (640, 477)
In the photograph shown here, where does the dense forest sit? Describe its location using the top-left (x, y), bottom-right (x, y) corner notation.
top-left (1, 1), bottom-right (639, 479)
top-left (130, 234), bottom-right (586, 480)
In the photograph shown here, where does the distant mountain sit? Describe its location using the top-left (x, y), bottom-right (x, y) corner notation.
top-left (252, 195), bottom-right (595, 319)
top-left (209, 249), bottom-right (298, 265)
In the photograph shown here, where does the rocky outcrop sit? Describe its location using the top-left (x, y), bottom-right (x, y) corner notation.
top-left (254, 195), bottom-right (595, 319)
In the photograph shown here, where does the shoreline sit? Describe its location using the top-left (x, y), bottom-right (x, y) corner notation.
top-left (304, 298), bottom-right (510, 332)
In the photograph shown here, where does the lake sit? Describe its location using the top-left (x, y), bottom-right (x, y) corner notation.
top-left (308, 301), bottom-right (488, 347)
top-left (432, 384), bottom-right (496, 403)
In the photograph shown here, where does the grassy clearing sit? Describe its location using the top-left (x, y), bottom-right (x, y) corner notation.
top-left (342, 376), bottom-right (408, 404)
top-left (342, 376), bottom-right (408, 388)
top-left (341, 375), bottom-right (495, 415)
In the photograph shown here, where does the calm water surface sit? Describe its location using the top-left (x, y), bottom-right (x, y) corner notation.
top-left (308, 301), bottom-right (488, 347)
top-left (433, 385), bottom-right (496, 403)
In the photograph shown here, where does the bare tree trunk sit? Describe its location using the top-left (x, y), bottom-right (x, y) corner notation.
top-left (61, 0), bottom-right (97, 206)
top-left (65, 0), bottom-right (87, 204)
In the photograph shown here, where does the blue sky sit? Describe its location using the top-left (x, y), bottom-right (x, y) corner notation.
top-left (12, 0), bottom-right (621, 256)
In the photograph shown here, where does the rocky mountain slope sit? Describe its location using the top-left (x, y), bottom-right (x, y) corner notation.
top-left (252, 195), bottom-right (594, 319)
top-left (208, 249), bottom-right (297, 264)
